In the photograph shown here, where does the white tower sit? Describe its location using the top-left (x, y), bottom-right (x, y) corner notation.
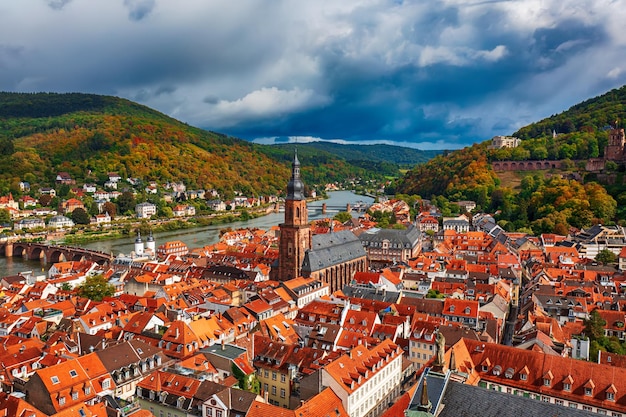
top-left (146, 232), bottom-right (156, 254)
top-left (134, 232), bottom-right (144, 257)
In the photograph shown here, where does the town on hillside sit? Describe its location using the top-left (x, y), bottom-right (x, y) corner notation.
top-left (1, 153), bottom-right (626, 416)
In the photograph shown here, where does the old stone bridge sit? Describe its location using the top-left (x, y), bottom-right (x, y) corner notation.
top-left (0, 241), bottom-right (113, 265)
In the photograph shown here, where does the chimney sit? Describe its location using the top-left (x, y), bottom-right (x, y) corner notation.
top-left (221, 340), bottom-right (225, 351)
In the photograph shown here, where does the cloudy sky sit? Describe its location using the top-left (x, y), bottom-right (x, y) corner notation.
top-left (1, 1), bottom-right (625, 149)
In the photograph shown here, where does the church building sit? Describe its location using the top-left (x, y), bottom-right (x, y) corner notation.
top-left (277, 152), bottom-right (368, 292)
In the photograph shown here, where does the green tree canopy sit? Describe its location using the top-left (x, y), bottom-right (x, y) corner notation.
top-left (596, 249), bottom-right (617, 265)
top-left (77, 275), bottom-right (115, 301)
top-left (334, 211), bottom-right (352, 223)
top-left (71, 207), bottom-right (91, 225)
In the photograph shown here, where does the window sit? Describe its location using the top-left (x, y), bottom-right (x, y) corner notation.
top-left (569, 403), bottom-right (578, 409)
top-left (543, 379), bottom-right (551, 387)
top-left (281, 374), bottom-right (286, 383)
top-left (272, 372), bottom-right (277, 381)
top-left (563, 383), bottom-right (571, 391)
top-left (102, 379), bottom-right (110, 389)
top-left (69, 369), bottom-right (78, 378)
top-left (520, 373), bottom-right (527, 381)
top-left (59, 397), bottom-right (65, 406)
top-left (585, 388), bottom-right (593, 396)
top-left (583, 405), bottom-right (593, 411)
top-left (280, 388), bottom-right (286, 398)
top-left (555, 399), bottom-right (563, 406)
top-left (272, 386), bottom-right (277, 395)
top-left (216, 411), bottom-right (223, 417)
top-left (263, 383), bottom-right (268, 393)
top-left (206, 408), bottom-right (212, 417)
top-left (84, 386), bottom-right (91, 395)
top-left (72, 391), bottom-right (79, 400)
top-left (51, 376), bottom-right (60, 384)
top-left (264, 370), bottom-right (269, 378)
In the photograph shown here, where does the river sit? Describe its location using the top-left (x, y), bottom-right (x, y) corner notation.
top-left (0, 191), bottom-right (373, 277)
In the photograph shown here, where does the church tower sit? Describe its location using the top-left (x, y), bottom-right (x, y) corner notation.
top-left (278, 150), bottom-right (312, 280)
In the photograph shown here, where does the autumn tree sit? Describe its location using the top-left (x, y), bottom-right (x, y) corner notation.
top-left (39, 194), bottom-right (52, 207)
top-left (102, 201), bottom-right (117, 219)
top-left (77, 275), bottom-right (115, 301)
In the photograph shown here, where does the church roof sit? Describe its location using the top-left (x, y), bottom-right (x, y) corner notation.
top-left (359, 225), bottom-right (421, 247)
top-left (301, 230), bottom-right (366, 273)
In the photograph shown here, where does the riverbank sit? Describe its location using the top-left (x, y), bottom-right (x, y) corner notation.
top-left (61, 205), bottom-right (273, 245)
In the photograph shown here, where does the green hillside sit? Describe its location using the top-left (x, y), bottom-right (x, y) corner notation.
top-left (0, 92), bottom-right (396, 198)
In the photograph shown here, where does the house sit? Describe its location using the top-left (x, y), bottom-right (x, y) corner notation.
top-left (94, 339), bottom-right (169, 400)
top-left (47, 215), bottom-right (75, 230)
top-left (458, 338), bottom-right (626, 415)
top-left (442, 216), bottom-right (470, 233)
top-left (39, 187), bottom-right (56, 197)
top-left (14, 217), bottom-right (45, 231)
top-left (173, 204), bottom-right (196, 217)
top-left (321, 339), bottom-right (403, 417)
top-left (359, 225), bottom-right (422, 268)
top-left (82, 183), bottom-right (97, 193)
top-left (92, 212), bottom-right (111, 225)
top-left (61, 198), bottom-right (84, 214)
top-left (418, 216), bottom-right (439, 233)
top-left (136, 202), bottom-right (157, 219)
top-left (156, 240), bottom-right (189, 259)
top-left (24, 357), bottom-right (98, 415)
top-left (55, 172), bottom-right (75, 185)
top-left (0, 194), bottom-right (19, 211)
top-left (20, 195), bottom-right (37, 208)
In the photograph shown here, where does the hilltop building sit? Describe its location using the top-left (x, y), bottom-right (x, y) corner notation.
top-left (490, 136), bottom-right (521, 149)
top-left (276, 152), bottom-right (367, 292)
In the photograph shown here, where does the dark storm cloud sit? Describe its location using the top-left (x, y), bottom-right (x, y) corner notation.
top-left (2, 1), bottom-right (626, 149)
top-left (46, 0), bottom-right (73, 10)
top-left (124, 0), bottom-right (156, 21)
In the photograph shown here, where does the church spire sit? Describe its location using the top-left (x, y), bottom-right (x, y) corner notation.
top-left (286, 149), bottom-right (304, 200)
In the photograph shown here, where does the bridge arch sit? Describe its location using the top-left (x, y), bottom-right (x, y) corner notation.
top-left (48, 250), bottom-right (67, 264)
top-left (29, 246), bottom-right (45, 261)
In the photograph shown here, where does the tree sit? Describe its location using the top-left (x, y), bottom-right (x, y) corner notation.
top-left (71, 207), bottom-right (90, 225)
top-left (117, 191), bottom-right (135, 214)
top-left (596, 249), bottom-right (617, 265)
top-left (0, 208), bottom-right (10, 224)
top-left (39, 194), bottom-right (53, 207)
top-left (77, 275), bottom-right (115, 301)
top-left (584, 310), bottom-right (607, 340)
top-left (102, 201), bottom-right (117, 219)
top-left (334, 211), bottom-right (352, 223)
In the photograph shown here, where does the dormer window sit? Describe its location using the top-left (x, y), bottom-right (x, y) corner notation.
top-left (464, 307), bottom-right (471, 314)
top-left (544, 378), bottom-right (551, 387)
top-left (450, 305), bottom-right (456, 313)
top-left (585, 387), bottom-right (593, 396)
top-left (607, 392), bottom-right (615, 401)
top-left (564, 383), bottom-right (571, 391)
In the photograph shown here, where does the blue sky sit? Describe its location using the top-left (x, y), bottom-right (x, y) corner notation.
top-left (1, 0), bottom-right (626, 150)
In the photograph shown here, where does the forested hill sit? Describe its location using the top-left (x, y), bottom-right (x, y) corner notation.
top-left (514, 85), bottom-right (626, 139)
top-left (396, 85), bottom-right (626, 234)
top-left (0, 92), bottom-right (394, 197)
top-left (262, 142), bottom-right (439, 167)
